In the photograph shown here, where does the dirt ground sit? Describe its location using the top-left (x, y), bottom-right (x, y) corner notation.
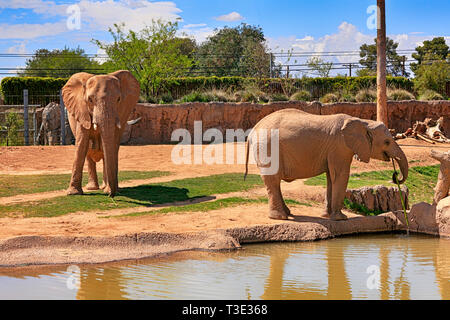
top-left (0, 139), bottom-right (445, 239)
top-left (0, 138), bottom-right (448, 266)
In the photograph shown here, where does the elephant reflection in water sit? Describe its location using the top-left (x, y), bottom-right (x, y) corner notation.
top-left (76, 267), bottom-right (126, 300)
top-left (261, 242), bottom-right (352, 300)
top-left (261, 240), bottom-right (417, 300)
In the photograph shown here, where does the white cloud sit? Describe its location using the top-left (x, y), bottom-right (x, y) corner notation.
top-left (0, 22), bottom-right (66, 39)
top-left (0, 0), bottom-right (183, 39)
top-left (6, 41), bottom-right (27, 54)
top-left (180, 23), bottom-right (214, 44)
top-left (215, 12), bottom-right (244, 22)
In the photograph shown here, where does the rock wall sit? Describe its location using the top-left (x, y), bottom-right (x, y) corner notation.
top-left (345, 185), bottom-right (409, 214)
top-left (124, 100), bottom-right (450, 145)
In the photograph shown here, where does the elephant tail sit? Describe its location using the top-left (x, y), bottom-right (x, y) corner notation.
top-left (244, 136), bottom-right (251, 181)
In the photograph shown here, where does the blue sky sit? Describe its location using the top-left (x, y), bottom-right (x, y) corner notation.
top-left (0, 0), bottom-right (449, 77)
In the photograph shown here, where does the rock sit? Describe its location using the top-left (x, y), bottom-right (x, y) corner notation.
top-left (407, 196), bottom-right (450, 237)
top-left (437, 196), bottom-right (450, 236)
top-left (346, 185), bottom-right (409, 213)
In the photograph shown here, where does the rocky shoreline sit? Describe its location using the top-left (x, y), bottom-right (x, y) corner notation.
top-left (1, 207), bottom-right (448, 268)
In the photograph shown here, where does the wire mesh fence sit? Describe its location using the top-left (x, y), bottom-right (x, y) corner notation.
top-left (0, 90), bottom-right (68, 146)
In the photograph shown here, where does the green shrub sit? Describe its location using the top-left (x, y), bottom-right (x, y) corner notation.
top-left (269, 93), bottom-right (289, 102)
top-left (178, 91), bottom-right (213, 103)
top-left (205, 89), bottom-right (233, 102)
top-left (355, 89), bottom-right (377, 102)
top-left (338, 92), bottom-right (356, 102)
top-left (0, 77), bottom-right (68, 104)
top-left (1, 112), bottom-right (24, 146)
top-left (419, 89), bottom-right (444, 101)
top-left (290, 90), bottom-right (312, 101)
top-left (156, 76), bottom-right (414, 100)
top-left (320, 93), bottom-right (339, 104)
top-left (387, 88), bottom-right (415, 101)
top-left (159, 93), bottom-right (174, 104)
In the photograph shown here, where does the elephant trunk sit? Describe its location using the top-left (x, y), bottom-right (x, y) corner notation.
top-left (95, 102), bottom-right (119, 197)
top-left (100, 125), bottom-right (119, 197)
top-left (390, 143), bottom-right (408, 184)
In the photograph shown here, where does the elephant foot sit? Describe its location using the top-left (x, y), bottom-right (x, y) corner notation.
top-left (268, 209), bottom-right (289, 220)
top-left (321, 211), bottom-right (330, 218)
top-left (67, 186), bottom-right (83, 196)
top-left (330, 211), bottom-right (348, 221)
top-left (283, 204), bottom-right (294, 217)
top-left (103, 186), bottom-right (117, 198)
top-left (85, 182), bottom-right (100, 191)
top-left (99, 182), bottom-right (106, 190)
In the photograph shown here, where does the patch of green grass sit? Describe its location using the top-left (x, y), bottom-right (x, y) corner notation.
top-left (304, 165), bottom-right (439, 204)
top-left (114, 197), bottom-right (312, 218)
top-left (0, 171), bottom-right (171, 198)
top-left (343, 199), bottom-right (384, 216)
top-left (0, 173), bottom-right (264, 218)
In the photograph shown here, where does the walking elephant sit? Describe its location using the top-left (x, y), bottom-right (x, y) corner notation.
top-left (245, 109), bottom-right (408, 221)
top-left (62, 70), bottom-right (140, 197)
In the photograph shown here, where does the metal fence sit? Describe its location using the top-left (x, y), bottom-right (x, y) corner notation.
top-left (0, 89), bottom-right (67, 146)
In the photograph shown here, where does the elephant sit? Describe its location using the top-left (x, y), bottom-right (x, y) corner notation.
top-left (244, 109), bottom-right (409, 221)
top-left (62, 70), bottom-right (140, 197)
top-left (37, 102), bottom-right (74, 145)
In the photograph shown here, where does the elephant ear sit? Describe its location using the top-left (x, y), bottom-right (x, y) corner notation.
top-left (62, 72), bottom-right (94, 130)
top-left (108, 70), bottom-right (140, 125)
top-left (341, 118), bottom-right (372, 163)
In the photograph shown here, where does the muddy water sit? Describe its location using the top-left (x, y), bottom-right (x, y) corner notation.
top-left (0, 234), bottom-right (449, 300)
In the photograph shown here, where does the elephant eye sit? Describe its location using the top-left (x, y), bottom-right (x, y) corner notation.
top-left (384, 139), bottom-right (390, 146)
top-left (117, 96), bottom-right (121, 102)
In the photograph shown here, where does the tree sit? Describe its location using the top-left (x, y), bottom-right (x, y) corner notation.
top-left (414, 60), bottom-right (450, 95)
top-left (359, 37), bottom-right (407, 77)
top-left (410, 37), bottom-right (449, 75)
top-left (194, 23), bottom-right (273, 77)
top-left (306, 57), bottom-right (333, 77)
top-left (19, 47), bottom-right (102, 78)
top-left (93, 20), bottom-right (194, 99)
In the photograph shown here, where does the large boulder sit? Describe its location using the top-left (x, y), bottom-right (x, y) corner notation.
top-left (407, 196), bottom-right (450, 237)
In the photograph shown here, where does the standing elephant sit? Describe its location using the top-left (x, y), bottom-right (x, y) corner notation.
top-left (245, 109), bottom-right (408, 221)
top-left (62, 70), bottom-right (140, 197)
top-left (37, 102), bottom-right (74, 145)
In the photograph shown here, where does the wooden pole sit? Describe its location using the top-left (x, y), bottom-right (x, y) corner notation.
top-left (377, 0), bottom-right (388, 126)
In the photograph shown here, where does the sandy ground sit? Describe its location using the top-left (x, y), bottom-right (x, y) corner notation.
top-left (0, 138), bottom-right (447, 266)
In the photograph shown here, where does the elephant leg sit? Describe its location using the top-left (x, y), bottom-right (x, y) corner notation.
top-left (330, 168), bottom-right (350, 221)
top-left (85, 156), bottom-right (100, 190)
top-left (321, 170), bottom-right (333, 218)
top-left (263, 175), bottom-right (289, 220)
top-left (67, 127), bottom-right (89, 195)
top-left (100, 158), bottom-right (107, 190)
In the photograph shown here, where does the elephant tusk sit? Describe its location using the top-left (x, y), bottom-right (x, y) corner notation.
top-left (127, 117), bottom-right (142, 126)
top-left (93, 123), bottom-right (98, 130)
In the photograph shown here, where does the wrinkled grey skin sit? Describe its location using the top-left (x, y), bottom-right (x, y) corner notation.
top-left (37, 102), bottom-right (73, 145)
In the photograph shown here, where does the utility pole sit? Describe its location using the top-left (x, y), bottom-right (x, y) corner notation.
top-left (377, 0), bottom-right (388, 127)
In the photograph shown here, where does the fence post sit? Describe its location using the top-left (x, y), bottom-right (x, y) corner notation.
top-left (60, 90), bottom-right (66, 145)
top-left (23, 89), bottom-right (29, 146)
top-left (33, 107), bottom-right (37, 145)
